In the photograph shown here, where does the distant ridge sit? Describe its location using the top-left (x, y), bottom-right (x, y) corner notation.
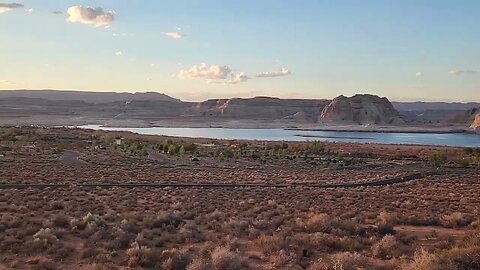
top-left (0, 90), bottom-right (180, 103)
top-left (392, 101), bottom-right (480, 111)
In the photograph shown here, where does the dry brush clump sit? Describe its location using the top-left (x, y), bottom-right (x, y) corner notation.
top-left (440, 212), bottom-right (472, 228)
top-left (308, 252), bottom-right (369, 270)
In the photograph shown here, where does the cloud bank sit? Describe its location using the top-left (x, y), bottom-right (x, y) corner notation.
top-left (0, 3), bottom-right (23, 14)
top-left (67, 6), bottom-right (115, 28)
top-left (255, 68), bottom-right (291, 78)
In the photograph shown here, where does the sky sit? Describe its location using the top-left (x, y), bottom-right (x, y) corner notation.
top-left (0, 1), bottom-right (479, 102)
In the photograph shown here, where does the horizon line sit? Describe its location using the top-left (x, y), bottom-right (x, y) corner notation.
top-left (1, 88), bottom-right (480, 104)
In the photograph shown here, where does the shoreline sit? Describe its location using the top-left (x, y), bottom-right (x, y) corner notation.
top-left (0, 116), bottom-right (476, 135)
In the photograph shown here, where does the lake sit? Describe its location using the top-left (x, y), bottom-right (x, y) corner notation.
top-left (76, 125), bottom-right (480, 147)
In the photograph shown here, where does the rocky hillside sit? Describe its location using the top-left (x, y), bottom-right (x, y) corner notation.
top-left (319, 94), bottom-right (406, 125)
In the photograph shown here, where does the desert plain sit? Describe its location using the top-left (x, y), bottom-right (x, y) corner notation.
top-left (0, 126), bottom-right (479, 269)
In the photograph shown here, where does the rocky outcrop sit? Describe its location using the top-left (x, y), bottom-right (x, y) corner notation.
top-left (187, 97), bottom-right (329, 121)
top-left (470, 110), bottom-right (480, 133)
top-left (319, 94), bottom-right (406, 125)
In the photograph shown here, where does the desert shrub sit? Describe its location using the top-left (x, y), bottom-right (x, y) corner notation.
top-left (334, 219), bottom-right (364, 236)
top-left (372, 235), bottom-right (406, 259)
top-left (440, 212), bottom-right (472, 228)
top-left (81, 247), bottom-right (112, 263)
top-left (187, 256), bottom-right (213, 270)
top-left (72, 212), bottom-right (105, 231)
top-left (438, 233), bottom-right (480, 269)
top-left (300, 213), bottom-right (332, 233)
top-left (429, 151), bottom-right (448, 167)
top-left (400, 249), bottom-right (442, 270)
top-left (309, 252), bottom-right (369, 270)
top-left (376, 212), bottom-right (397, 235)
top-left (255, 234), bottom-right (284, 254)
top-left (149, 211), bottom-right (184, 228)
top-left (290, 233), bottom-right (338, 253)
top-left (32, 228), bottom-right (58, 248)
top-left (125, 241), bottom-right (159, 268)
top-left (49, 201), bottom-right (65, 210)
top-left (51, 214), bottom-right (70, 228)
top-left (161, 248), bottom-right (193, 270)
top-left (211, 246), bottom-right (246, 270)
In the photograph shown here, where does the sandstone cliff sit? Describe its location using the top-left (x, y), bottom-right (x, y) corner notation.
top-left (186, 97), bottom-right (329, 121)
top-left (319, 94), bottom-right (406, 125)
top-left (469, 110), bottom-right (480, 133)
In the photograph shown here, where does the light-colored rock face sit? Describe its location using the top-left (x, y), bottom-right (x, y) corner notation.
top-left (187, 97), bottom-right (329, 121)
top-left (470, 112), bottom-right (480, 132)
top-left (319, 94), bottom-right (406, 125)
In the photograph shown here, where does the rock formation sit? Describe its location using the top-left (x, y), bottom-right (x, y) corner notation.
top-left (187, 97), bottom-right (329, 121)
top-left (470, 110), bottom-right (480, 133)
top-left (319, 94), bottom-right (406, 125)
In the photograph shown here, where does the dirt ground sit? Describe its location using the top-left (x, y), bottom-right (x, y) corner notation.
top-left (1, 127), bottom-right (479, 269)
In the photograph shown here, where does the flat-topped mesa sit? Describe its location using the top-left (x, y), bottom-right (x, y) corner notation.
top-left (319, 94), bottom-right (407, 125)
top-left (187, 97), bottom-right (329, 121)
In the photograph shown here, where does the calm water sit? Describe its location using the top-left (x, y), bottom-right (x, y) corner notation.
top-left (77, 125), bottom-right (480, 147)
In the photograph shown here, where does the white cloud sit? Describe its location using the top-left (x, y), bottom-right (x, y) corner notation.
top-left (255, 68), bottom-right (291, 78)
top-left (415, 72), bottom-right (424, 77)
top-left (114, 51), bottom-right (123, 56)
top-left (178, 63), bottom-right (250, 85)
top-left (0, 3), bottom-right (23, 14)
top-left (227, 73), bottom-right (250, 84)
top-left (178, 63), bottom-right (232, 81)
top-left (67, 6), bottom-right (115, 28)
top-left (163, 31), bottom-right (185, 39)
top-left (27, 8), bottom-right (33, 14)
top-left (449, 69), bottom-right (476, 76)
top-left (112, 33), bottom-right (132, 37)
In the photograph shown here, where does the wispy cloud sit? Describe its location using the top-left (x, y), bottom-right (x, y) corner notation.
top-left (415, 72), bottom-right (424, 77)
top-left (67, 6), bottom-right (115, 28)
top-left (0, 79), bottom-right (16, 86)
top-left (114, 51), bottom-right (124, 56)
top-left (449, 69), bottom-right (476, 76)
top-left (0, 3), bottom-right (23, 14)
top-left (52, 10), bottom-right (63, 15)
top-left (27, 8), bottom-right (33, 14)
top-left (255, 68), bottom-right (291, 78)
top-left (163, 32), bottom-right (185, 39)
top-left (112, 33), bottom-right (133, 37)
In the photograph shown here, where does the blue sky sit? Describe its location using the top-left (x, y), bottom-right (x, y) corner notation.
top-left (0, 0), bottom-right (479, 101)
